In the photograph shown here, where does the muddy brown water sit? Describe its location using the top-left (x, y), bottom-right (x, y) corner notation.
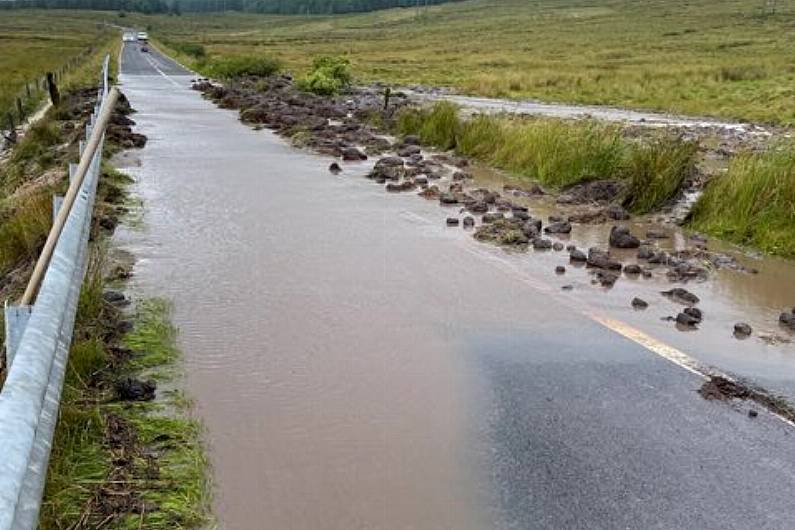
top-left (115, 72), bottom-right (795, 529)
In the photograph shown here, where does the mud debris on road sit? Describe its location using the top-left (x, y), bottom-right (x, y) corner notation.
top-left (190, 74), bottom-right (795, 344)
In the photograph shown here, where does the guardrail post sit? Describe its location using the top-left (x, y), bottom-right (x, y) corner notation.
top-left (52, 195), bottom-right (64, 223)
top-left (3, 302), bottom-right (32, 368)
top-left (0, 61), bottom-right (115, 530)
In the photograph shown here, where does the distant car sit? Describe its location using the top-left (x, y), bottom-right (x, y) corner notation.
top-left (137, 31), bottom-right (149, 41)
top-left (122, 32), bottom-right (136, 42)
top-left (141, 46), bottom-right (149, 53)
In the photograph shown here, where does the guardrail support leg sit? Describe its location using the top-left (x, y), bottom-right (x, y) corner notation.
top-left (3, 301), bottom-right (32, 368)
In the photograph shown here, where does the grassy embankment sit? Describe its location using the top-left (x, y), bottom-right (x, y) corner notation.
top-left (690, 147), bottom-right (795, 258)
top-left (398, 102), bottom-right (795, 257)
top-left (396, 101), bottom-right (698, 214)
top-left (124, 0), bottom-right (795, 125)
top-left (0, 33), bottom-right (121, 295)
top-left (0, 11), bottom-right (115, 122)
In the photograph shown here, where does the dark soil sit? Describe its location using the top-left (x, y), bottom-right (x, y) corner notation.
top-left (698, 375), bottom-right (795, 424)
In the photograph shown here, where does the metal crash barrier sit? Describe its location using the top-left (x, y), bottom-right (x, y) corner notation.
top-left (0, 55), bottom-right (119, 530)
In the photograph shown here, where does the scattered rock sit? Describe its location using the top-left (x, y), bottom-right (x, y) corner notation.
top-left (115, 377), bottom-right (156, 402)
top-left (734, 322), bottom-right (753, 338)
top-left (676, 312), bottom-right (700, 327)
top-left (555, 266), bottom-right (566, 275)
top-left (609, 226), bottom-right (641, 249)
top-left (386, 180), bottom-right (415, 192)
top-left (561, 284), bottom-right (574, 291)
top-left (594, 270), bottom-right (619, 287)
top-left (631, 297), bottom-right (648, 309)
top-left (569, 249), bottom-right (587, 262)
top-left (446, 217), bottom-right (460, 227)
top-left (532, 237), bottom-right (553, 250)
top-left (586, 248), bottom-right (622, 270)
top-left (103, 290), bottom-right (126, 304)
top-left (462, 216), bottom-right (475, 228)
top-left (341, 147), bottom-right (367, 161)
top-left (552, 242), bottom-right (564, 251)
top-left (623, 264), bottom-right (642, 275)
top-left (748, 409), bottom-right (759, 418)
top-left (329, 162), bottom-right (342, 173)
top-left (661, 288), bottom-right (700, 305)
top-left (779, 309), bottom-right (795, 330)
top-left (683, 307), bottom-right (703, 323)
top-left (544, 221), bottom-right (572, 234)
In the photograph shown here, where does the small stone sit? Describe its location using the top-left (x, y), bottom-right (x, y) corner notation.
top-left (552, 242), bottom-right (564, 251)
top-left (329, 162), bottom-right (342, 173)
top-left (734, 322), bottom-right (753, 337)
top-left (631, 297), bottom-right (648, 309)
top-left (555, 266), bottom-right (566, 275)
top-left (748, 409), bottom-right (758, 418)
top-left (609, 225), bottom-right (641, 249)
top-left (532, 237), bottom-right (553, 250)
top-left (684, 307), bottom-right (703, 322)
top-left (561, 284), bottom-right (574, 291)
top-left (623, 264), bottom-right (642, 275)
top-left (462, 216), bottom-right (475, 228)
top-left (661, 288), bottom-right (700, 305)
top-left (676, 312), bottom-right (700, 327)
top-left (569, 249), bottom-right (587, 262)
top-left (446, 217), bottom-right (460, 226)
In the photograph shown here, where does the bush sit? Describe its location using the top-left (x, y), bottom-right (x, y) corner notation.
top-left (297, 56), bottom-right (352, 96)
top-left (690, 146), bottom-right (795, 256)
top-left (205, 56), bottom-right (280, 79)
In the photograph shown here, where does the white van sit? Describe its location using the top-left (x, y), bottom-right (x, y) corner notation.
top-left (122, 32), bottom-right (136, 42)
top-left (137, 32), bottom-right (149, 41)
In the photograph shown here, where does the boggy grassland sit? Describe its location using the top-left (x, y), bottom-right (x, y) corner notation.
top-left (128, 0), bottom-right (795, 125)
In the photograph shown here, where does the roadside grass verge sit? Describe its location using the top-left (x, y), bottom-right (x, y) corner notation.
top-left (396, 102), bottom-right (696, 210)
top-left (689, 146), bottom-right (795, 257)
top-left (41, 285), bottom-right (213, 529)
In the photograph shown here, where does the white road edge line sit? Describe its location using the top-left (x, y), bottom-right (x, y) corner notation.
top-left (457, 242), bottom-right (795, 429)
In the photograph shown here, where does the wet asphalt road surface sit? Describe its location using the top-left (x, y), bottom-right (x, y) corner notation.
top-left (119, 42), bottom-right (795, 530)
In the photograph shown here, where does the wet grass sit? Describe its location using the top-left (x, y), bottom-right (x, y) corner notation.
top-left (690, 145), bottom-right (795, 257)
top-left (622, 137), bottom-right (699, 213)
top-left (109, 0), bottom-right (795, 125)
top-left (41, 293), bottom-right (212, 530)
top-left (0, 10), bottom-right (114, 120)
top-left (397, 101), bottom-right (695, 209)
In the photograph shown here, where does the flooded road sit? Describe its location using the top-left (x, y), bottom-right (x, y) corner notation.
top-left (117, 44), bottom-right (795, 529)
top-left (410, 90), bottom-right (771, 134)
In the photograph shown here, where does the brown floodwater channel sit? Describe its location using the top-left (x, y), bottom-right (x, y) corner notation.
top-left (115, 68), bottom-right (795, 530)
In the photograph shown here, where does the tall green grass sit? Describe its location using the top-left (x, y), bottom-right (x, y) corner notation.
top-left (398, 103), bottom-right (626, 188)
top-left (622, 137), bottom-right (698, 213)
top-left (397, 102), bottom-right (699, 211)
top-left (690, 147), bottom-right (795, 257)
